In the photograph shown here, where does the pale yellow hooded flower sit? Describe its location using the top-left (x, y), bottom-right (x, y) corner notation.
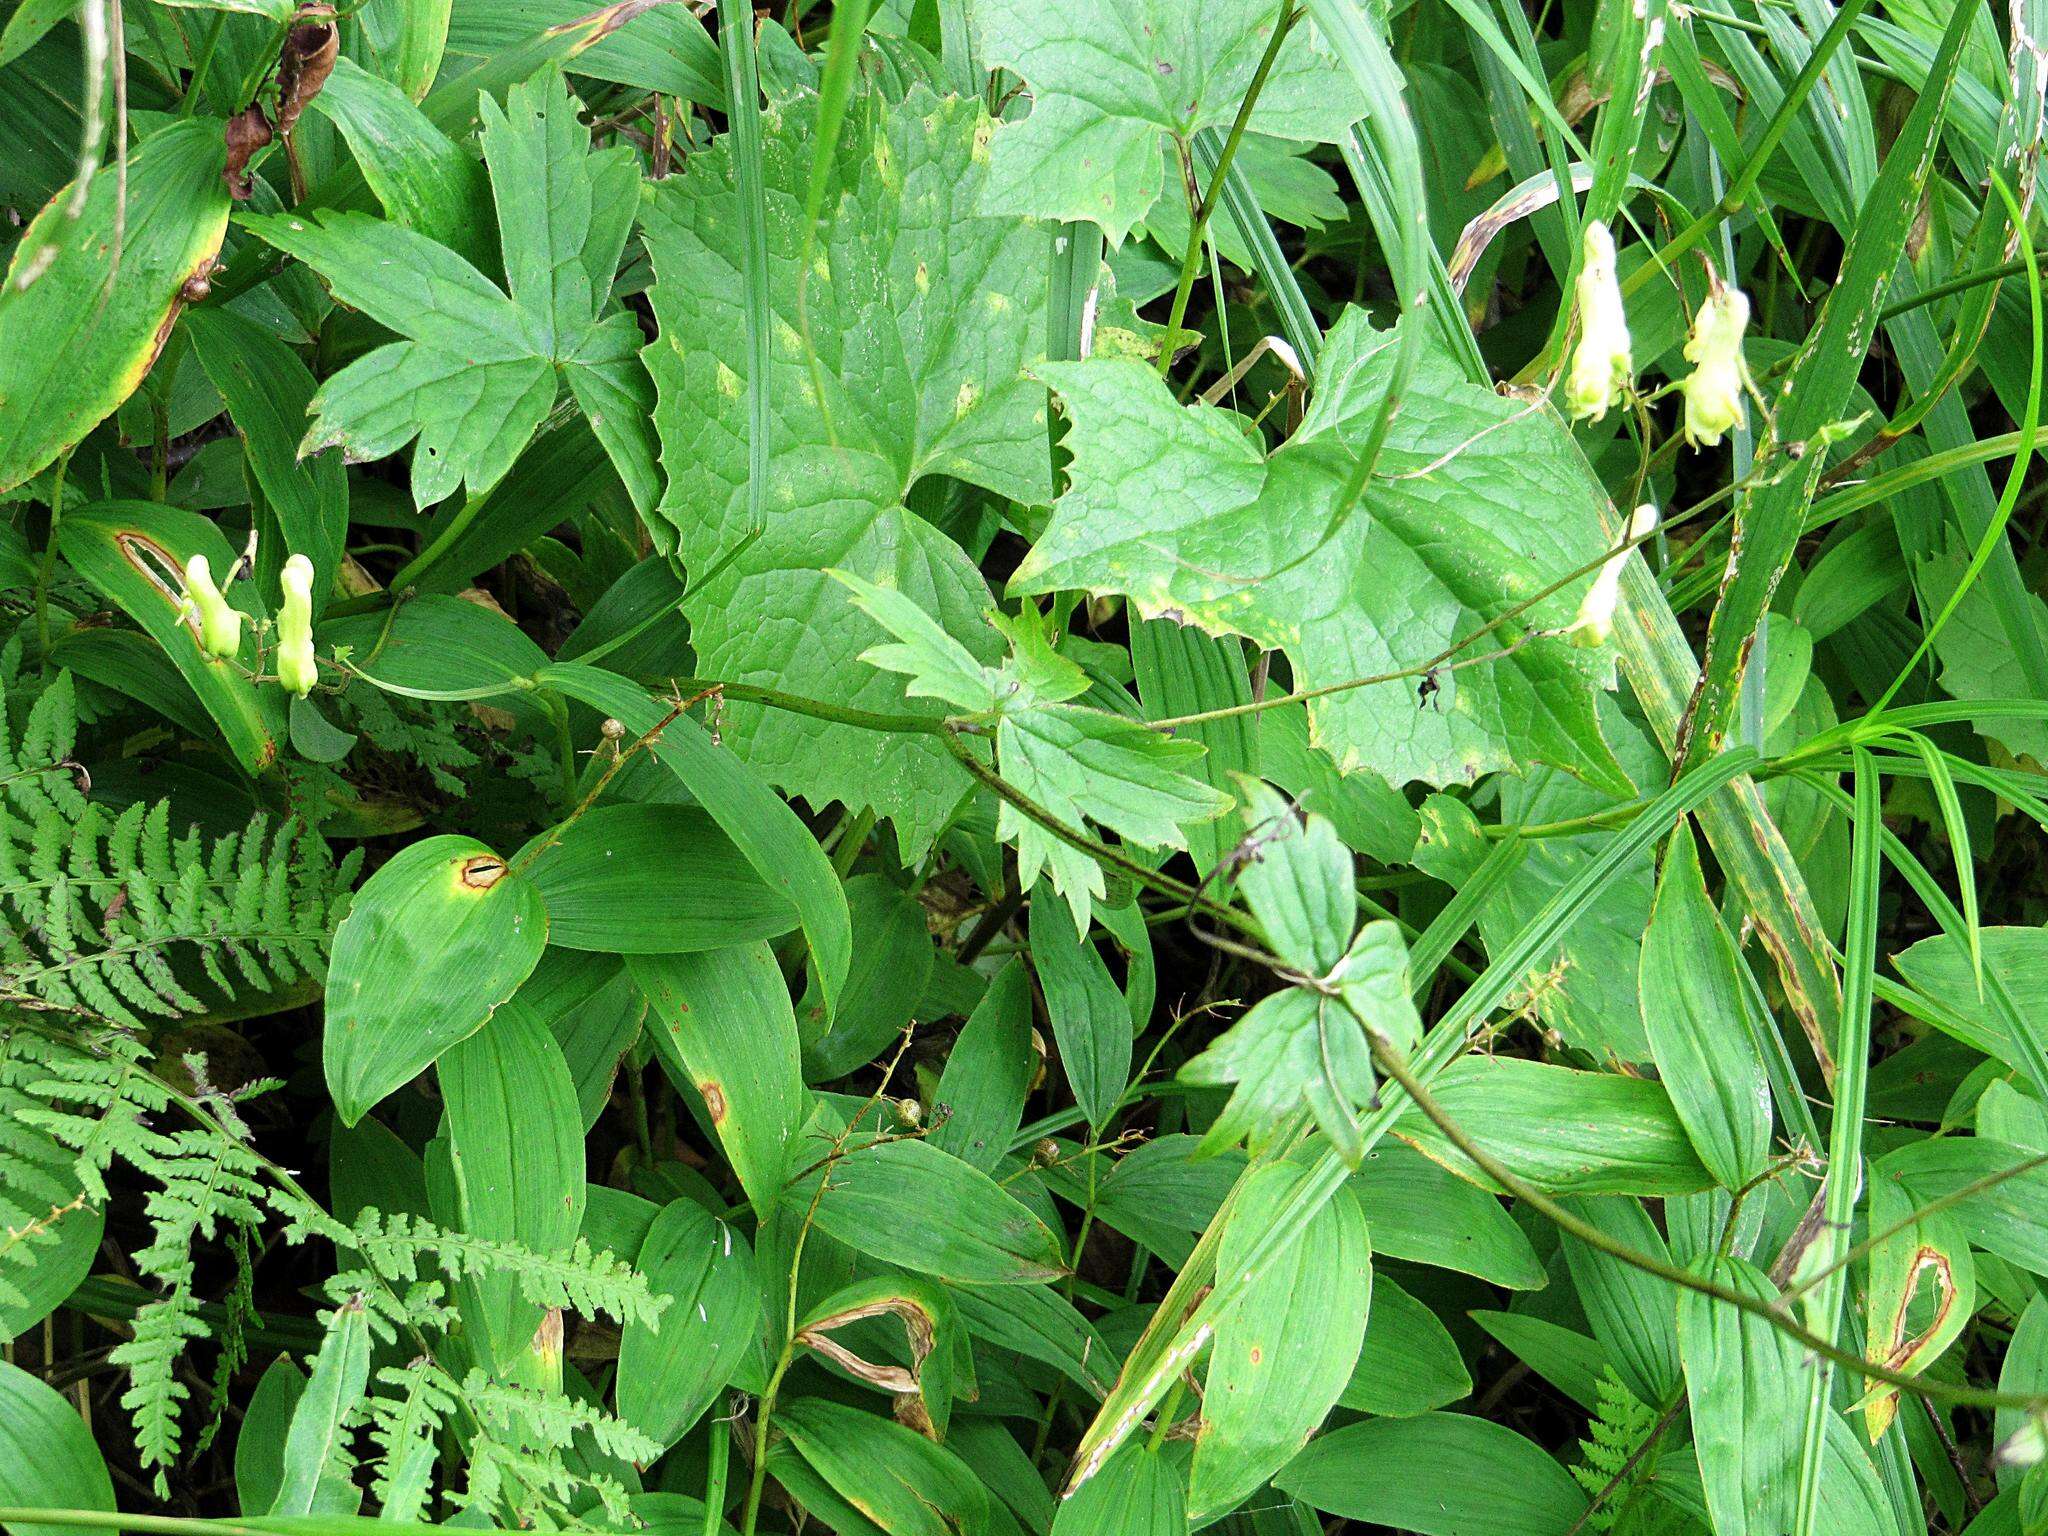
top-left (179, 554), bottom-right (243, 659)
top-left (1678, 283), bottom-right (1752, 448)
top-left (1566, 220), bottom-right (1633, 422)
top-left (1571, 504), bottom-right (1659, 648)
top-left (276, 554), bottom-right (318, 697)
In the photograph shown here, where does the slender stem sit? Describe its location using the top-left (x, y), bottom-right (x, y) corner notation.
top-left (1157, 0), bottom-right (1298, 376)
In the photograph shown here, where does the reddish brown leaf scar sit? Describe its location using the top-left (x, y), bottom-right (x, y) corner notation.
top-left (700, 1082), bottom-right (727, 1122)
top-left (459, 855), bottom-right (508, 890)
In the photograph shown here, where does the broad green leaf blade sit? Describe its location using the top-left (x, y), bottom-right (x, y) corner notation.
top-left (812, 1137), bottom-right (1067, 1285)
top-left (999, 699), bottom-right (1232, 933)
top-left (801, 873), bottom-right (934, 1081)
top-left (776, 1397), bottom-right (989, 1536)
top-left (1131, 618), bottom-right (1257, 874)
top-left (1234, 778), bottom-right (1355, 976)
top-left (1351, 1142), bottom-right (1545, 1288)
top-left (1015, 310), bottom-right (1629, 797)
top-left (1676, 1255), bottom-right (1807, 1536)
top-left (929, 959), bottom-right (1034, 1172)
top-left (641, 86), bottom-right (1053, 850)
top-left (516, 804), bottom-right (797, 954)
top-left (1190, 1166), bottom-right (1371, 1521)
top-left (0, 119), bottom-right (231, 494)
top-left (1027, 898), bottom-right (1131, 1132)
top-left (1639, 821), bottom-right (1774, 1190)
top-left (1339, 1277), bottom-right (1472, 1415)
top-left (1051, 1443), bottom-right (1184, 1536)
top-left (631, 946), bottom-right (806, 1217)
top-left (1394, 1055), bottom-right (1713, 1197)
top-left (0, 1359), bottom-right (117, 1536)
top-left (308, 57), bottom-right (495, 269)
top-left (540, 663), bottom-right (851, 1017)
top-left (617, 1198), bottom-right (761, 1452)
top-left (1559, 1196), bottom-right (1682, 1409)
top-left (1277, 1412), bottom-right (1588, 1535)
top-left (977, 0), bottom-right (1366, 244)
top-left (185, 307), bottom-right (349, 602)
top-left (323, 834), bottom-right (547, 1124)
top-left (561, 311), bottom-right (664, 516)
top-left (269, 1299), bottom-right (371, 1516)
top-left (438, 1001), bottom-right (585, 1379)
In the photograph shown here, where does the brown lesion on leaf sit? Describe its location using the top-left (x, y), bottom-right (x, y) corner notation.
top-left (795, 1293), bottom-right (953, 1438)
top-left (1863, 1245), bottom-right (1959, 1439)
top-left (458, 854), bottom-right (508, 891)
top-left (699, 1080), bottom-right (727, 1123)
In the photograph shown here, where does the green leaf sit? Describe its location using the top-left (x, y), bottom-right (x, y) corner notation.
top-left (802, 873), bottom-right (935, 1081)
top-left (243, 66), bottom-right (658, 509)
top-left (541, 663), bottom-right (851, 1020)
top-left (1558, 1197), bottom-right (1681, 1410)
top-left (617, 1198), bottom-right (761, 1452)
top-left (323, 834), bottom-right (547, 1124)
top-left (438, 1001), bottom-right (585, 1378)
top-left (1132, 618), bottom-right (1258, 874)
top-left (0, 1359), bottom-right (117, 1536)
top-left (632, 946), bottom-right (807, 1217)
top-left (1277, 1412), bottom-right (1588, 1535)
top-left (1340, 1277), bottom-right (1471, 1415)
top-left (1351, 1142), bottom-right (1544, 1289)
top-left (308, 57), bottom-right (495, 270)
top-left (1015, 309), bottom-right (1629, 797)
top-left (516, 804), bottom-right (798, 954)
top-left (641, 85), bottom-right (1053, 850)
top-left (1191, 1163), bottom-right (1371, 1520)
top-left (1051, 1443), bottom-right (1185, 1536)
top-left (1393, 1055), bottom-right (1714, 1197)
top-left (1676, 1255), bottom-right (1807, 1536)
top-left (1005, 699), bottom-right (1235, 935)
top-left (977, 0), bottom-right (1366, 244)
top-left (269, 1299), bottom-right (371, 1516)
top-left (812, 1137), bottom-right (1067, 1285)
top-left (776, 1397), bottom-right (989, 1536)
top-left (1639, 821), bottom-right (1774, 1191)
top-left (1235, 779), bottom-right (1356, 974)
top-left (929, 960), bottom-right (1034, 1172)
top-left (1181, 919), bottom-right (1421, 1167)
top-left (1028, 898), bottom-right (1131, 1132)
top-left (0, 119), bottom-right (231, 494)
top-left (186, 306), bottom-right (350, 602)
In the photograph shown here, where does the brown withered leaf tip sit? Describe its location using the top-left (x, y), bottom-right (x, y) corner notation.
top-left (274, 9), bottom-right (338, 136)
top-left (223, 105), bottom-right (272, 201)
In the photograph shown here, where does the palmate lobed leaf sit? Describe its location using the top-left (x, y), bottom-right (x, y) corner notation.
top-left (242, 66), bottom-right (656, 510)
top-left (641, 84), bottom-right (1054, 853)
top-left (977, 0), bottom-right (1367, 244)
top-left (1015, 308), bottom-right (1631, 798)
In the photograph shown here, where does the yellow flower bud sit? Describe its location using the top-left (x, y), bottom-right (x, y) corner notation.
top-left (1565, 220), bottom-right (1633, 422)
top-left (277, 554), bottom-right (318, 697)
top-left (179, 554), bottom-right (243, 659)
top-left (1678, 284), bottom-right (1752, 449)
top-left (1571, 504), bottom-right (1658, 648)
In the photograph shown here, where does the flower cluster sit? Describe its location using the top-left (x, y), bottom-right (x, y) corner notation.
top-left (178, 549), bottom-right (320, 697)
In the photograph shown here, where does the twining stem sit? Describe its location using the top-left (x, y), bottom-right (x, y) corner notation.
top-left (1157, 0), bottom-right (1299, 377)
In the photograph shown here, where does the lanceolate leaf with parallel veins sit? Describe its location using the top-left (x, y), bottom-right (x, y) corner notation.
top-left (1014, 309), bottom-right (1631, 797)
top-left (977, 0), bottom-right (1368, 245)
top-left (640, 84), bottom-right (1054, 852)
top-left (242, 65), bottom-right (658, 511)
